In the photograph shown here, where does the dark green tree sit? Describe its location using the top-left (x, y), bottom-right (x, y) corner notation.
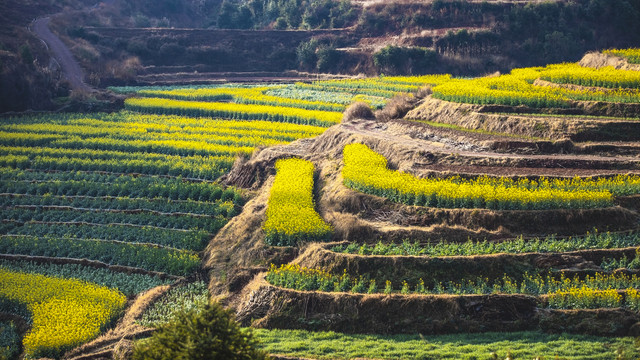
top-left (19, 44), bottom-right (33, 65)
top-left (132, 302), bottom-right (270, 360)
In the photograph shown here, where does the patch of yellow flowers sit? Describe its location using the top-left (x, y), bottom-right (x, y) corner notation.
top-left (263, 158), bottom-right (332, 246)
top-left (342, 143), bottom-right (618, 210)
top-left (124, 97), bottom-right (342, 127)
top-left (432, 62), bottom-right (640, 108)
top-left (604, 48), bottom-right (640, 64)
top-left (547, 286), bottom-right (629, 309)
top-left (0, 269), bottom-right (126, 359)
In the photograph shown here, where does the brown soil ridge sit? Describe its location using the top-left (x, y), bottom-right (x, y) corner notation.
top-left (406, 97), bottom-right (640, 142)
top-left (212, 117), bottom-right (639, 300)
top-left (236, 279), bottom-right (640, 337)
top-left (579, 52), bottom-right (640, 71)
top-left (224, 117), bottom-right (640, 192)
top-left (294, 242), bottom-right (639, 287)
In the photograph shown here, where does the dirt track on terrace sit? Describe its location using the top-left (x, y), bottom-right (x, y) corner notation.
top-left (32, 17), bottom-right (92, 93)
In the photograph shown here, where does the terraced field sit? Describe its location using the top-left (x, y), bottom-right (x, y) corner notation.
top-left (2, 50), bottom-right (640, 359)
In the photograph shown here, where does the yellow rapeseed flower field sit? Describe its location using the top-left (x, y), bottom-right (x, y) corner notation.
top-left (432, 62), bottom-right (640, 107)
top-left (124, 97), bottom-right (342, 127)
top-left (0, 269), bottom-right (126, 358)
top-left (342, 144), bottom-right (620, 209)
top-left (263, 158), bottom-right (332, 246)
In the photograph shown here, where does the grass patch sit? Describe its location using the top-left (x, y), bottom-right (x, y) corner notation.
top-left (254, 329), bottom-right (639, 360)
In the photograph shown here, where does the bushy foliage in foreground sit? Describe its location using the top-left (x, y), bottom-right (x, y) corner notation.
top-left (133, 302), bottom-right (269, 360)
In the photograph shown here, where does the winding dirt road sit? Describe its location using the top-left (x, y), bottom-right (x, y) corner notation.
top-left (32, 17), bottom-right (92, 93)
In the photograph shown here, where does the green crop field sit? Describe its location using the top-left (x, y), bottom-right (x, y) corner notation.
top-left (2, 58), bottom-right (640, 360)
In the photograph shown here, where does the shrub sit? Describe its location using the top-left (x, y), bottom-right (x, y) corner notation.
top-left (19, 44), bottom-right (33, 65)
top-left (342, 102), bottom-right (374, 122)
top-left (132, 302), bottom-right (269, 360)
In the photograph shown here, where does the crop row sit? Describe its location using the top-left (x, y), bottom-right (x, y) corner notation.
top-left (2, 114), bottom-right (326, 143)
top-left (342, 144), bottom-right (640, 210)
top-left (432, 64), bottom-right (640, 108)
top-left (0, 169), bottom-right (242, 204)
top-left (539, 63), bottom-right (640, 89)
top-left (4, 222), bottom-right (209, 252)
top-left (137, 86), bottom-right (346, 112)
top-left (0, 259), bottom-right (171, 296)
top-left (265, 86), bottom-right (387, 109)
top-left (0, 193), bottom-right (237, 218)
top-left (0, 152), bottom-right (229, 181)
top-left (85, 112), bottom-right (328, 137)
top-left (604, 48), bottom-right (640, 64)
top-left (0, 269), bottom-right (126, 358)
top-left (3, 120), bottom-right (290, 147)
top-left (0, 132), bottom-right (251, 160)
top-left (263, 158), bottom-right (332, 246)
top-left (0, 321), bottom-right (20, 360)
top-left (124, 97), bottom-right (342, 127)
top-left (1, 207), bottom-right (226, 234)
top-left (267, 264), bottom-right (640, 306)
top-left (0, 235), bottom-right (199, 276)
top-left (303, 75), bottom-right (451, 95)
top-left (333, 231), bottom-right (640, 257)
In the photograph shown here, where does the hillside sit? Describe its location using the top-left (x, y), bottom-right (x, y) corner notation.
top-left (3, 0), bottom-right (640, 112)
top-left (1, 49), bottom-right (637, 359)
top-left (2, 1), bottom-right (640, 358)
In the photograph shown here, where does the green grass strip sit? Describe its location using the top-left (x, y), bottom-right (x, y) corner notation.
top-left (253, 329), bottom-right (639, 360)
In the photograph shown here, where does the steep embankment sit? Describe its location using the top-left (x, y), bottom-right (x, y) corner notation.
top-left (205, 114), bottom-right (640, 300)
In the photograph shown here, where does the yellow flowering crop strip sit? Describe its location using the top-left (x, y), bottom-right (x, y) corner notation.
top-left (263, 158), bottom-right (332, 246)
top-left (432, 63), bottom-right (640, 108)
top-left (0, 269), bottom-right (126, 359)
top-left (547, 286), bottom-right (623, 309)
top-left (539, 63), bottom-right (640, 89)
top-left (298, 75), bottom-right (450, 99)
top-left (604, 48), bottom-right (640, 64)
top-left (341, 144), bottom-right (634, 210)
top-left (124, 97), bottom-right (342, 127)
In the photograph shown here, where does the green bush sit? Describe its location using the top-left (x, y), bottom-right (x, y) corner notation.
top-left (132, 302), bottom-right (270, 360)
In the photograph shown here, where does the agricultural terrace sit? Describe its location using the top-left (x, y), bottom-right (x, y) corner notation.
top-left (342, 144), bottom-right (640, 210)
top-left (3, 55), bottom-right (640, 359)
top-left (432, 63), bottom-right (640, 109)
top-left (2, 77), bottom-right (441, 358)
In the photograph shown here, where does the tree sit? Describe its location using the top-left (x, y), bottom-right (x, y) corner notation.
top-left (132, 302), bottom-right (270, 360)
top-left (19, 44), bottom-right (33, 65)
top-left (217, 1), bottom-right (239, 29)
